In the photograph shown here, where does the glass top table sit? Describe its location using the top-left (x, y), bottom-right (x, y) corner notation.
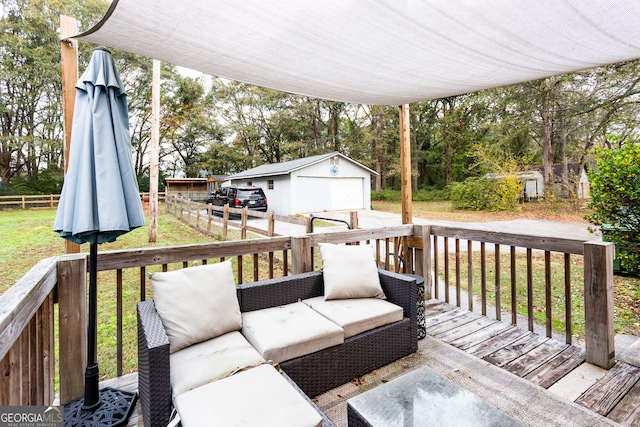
top-left (347, 366), bottom-right (526, 427)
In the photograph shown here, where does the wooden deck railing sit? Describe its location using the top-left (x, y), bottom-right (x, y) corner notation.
top-left (165, 194), bottom-right (312, 238)
top-left (0, 223), bottom-right (614, 408)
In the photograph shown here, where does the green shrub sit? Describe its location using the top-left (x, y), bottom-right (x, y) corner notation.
top-left (0, 183), bottom-right (14, 196)
top-left (450, 176), bottom-right (520, 211)
top-left (371, 187), bottom-right (449, 203)
top-left (371, 189), bottom-right (401, 202)
top-left (586, 138), bottom-right (640, 272)
top-left (413, 187), bottom-right (449, 202)
top-left (494, 173), bottom-right (521, 211)
top-left (450, 178), bottom-right (493, 210)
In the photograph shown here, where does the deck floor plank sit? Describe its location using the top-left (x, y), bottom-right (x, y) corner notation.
top-left (425, 311), bottom-right (484, 336)
top-left (423, 307), bottom-right (466, 329)
top-left (503, 338), bottom-right (569, 377)
top-left (448, 321), bottom-right (513, 350)
top-left (575, 362), bottom-right (640, 416)
top-left (483, 333), bottom-right (549, 368)
top-left (435, 315), bottom-right (498, 344)
top-left (607, 377), bottom-right (640, 427)
top-left (466, 327), bottom-right (532, 359)
top-left (424, 300), bottom-right (456, 317)
top-left (524, 345), bottom-right (585, 389)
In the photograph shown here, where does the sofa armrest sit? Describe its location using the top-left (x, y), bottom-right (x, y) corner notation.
top-left (137, 300), bottom-right (172, 427)
top-left (378, 269), bottom-right (417, 324)
top-left (237, 271), bottom-right (324, 312)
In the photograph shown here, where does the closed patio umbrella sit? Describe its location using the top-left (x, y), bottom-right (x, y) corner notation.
top-left (54, 47), bottom-right (145, 427)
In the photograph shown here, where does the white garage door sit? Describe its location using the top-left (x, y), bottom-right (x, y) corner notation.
top-left (331, 178), bottom-right (364, 210)
top-left (296, 177), bottom-right (364, 213)
top-left (297, 177), bottom-right (330, 213)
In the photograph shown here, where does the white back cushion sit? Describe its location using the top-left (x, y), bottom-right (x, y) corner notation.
top-left (150, 260), bottom-right (241, 353)
top-left (319, 243), bottom-right (385, 300)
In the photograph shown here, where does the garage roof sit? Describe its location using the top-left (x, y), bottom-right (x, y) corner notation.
top-left (74, 0), bottom-right (640, 105)
top-left (229, 152), bottom-right (377, 180)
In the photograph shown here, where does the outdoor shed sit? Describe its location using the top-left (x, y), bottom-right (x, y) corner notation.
top-left (227, 152), bottom-right (378, 215)
top-left (164, 178), bottom-right (208, 200)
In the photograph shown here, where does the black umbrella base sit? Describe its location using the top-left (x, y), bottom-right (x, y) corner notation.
top-left (64, 387), bottom-right (137, 427)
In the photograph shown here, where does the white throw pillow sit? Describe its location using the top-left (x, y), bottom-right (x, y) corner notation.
top-left (150, 260), bottom-right (241, 353)
top-left (318, 243), bottom-right (385, 300)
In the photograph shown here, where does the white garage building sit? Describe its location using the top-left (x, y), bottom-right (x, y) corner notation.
top-left (227, 152), bottom-right (378, 216)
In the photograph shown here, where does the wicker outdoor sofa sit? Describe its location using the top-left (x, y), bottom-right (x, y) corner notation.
top-left (137, 268), bottom-right (418, 427)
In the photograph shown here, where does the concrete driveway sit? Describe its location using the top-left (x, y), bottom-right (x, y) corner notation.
top-left (307, 209), bottom-right (600, 242)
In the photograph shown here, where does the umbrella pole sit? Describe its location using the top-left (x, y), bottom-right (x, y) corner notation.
top-left (83, 242), bottom-right (101, 410)
top-left (64, 242), bottom-right (138, 426)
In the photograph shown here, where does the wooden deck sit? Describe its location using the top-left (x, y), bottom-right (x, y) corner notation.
top-left (107, 299), bottom-right (640, 427)
top-left (424, 300), bottom-right (640, 427)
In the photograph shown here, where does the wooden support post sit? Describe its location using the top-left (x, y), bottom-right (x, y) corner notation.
top-left (241, 208), bottom-right (248, 240)
top-left (267, 211), bottom-right (275, 237)
top-left (306, 215), bottom-right (313, 234)
top-left (223, 205), bottom-right (229, 238)
top-left (57, 255), bottom-right (87, 403)
top-left (60, 16), bottom-right (80, 254)
top-left (350, 211), bottom-right (358, 230)
top-left (291, 236), bottom-right (312, 275)
top-left (583, 241), bottom-right (615, 369)
top-left (398, 104), bottom-right (412, 225)
top-left (413, 225), bottom-right (432, 299)
top-left (207, 204), bottom-right (213, 235)
top-left (148, 59), bottom-right (160, 243)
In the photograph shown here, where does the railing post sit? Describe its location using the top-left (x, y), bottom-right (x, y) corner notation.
top-left (241, 208), bottom-right (248, 239)
top-left (268, 211), bottom-right (275, 237)
top-left (291, 236), bottom-right (312, 274)
top-left (583, 241), bottom-right (615, 369)
top-left (413, 225), bottom-right (432, 300)
top-left (223, 205), bottom-right (229, 238)
top-left (57, 254), bottom-right (87, 403)
top-left (350, 211), bottom-right (358, 230)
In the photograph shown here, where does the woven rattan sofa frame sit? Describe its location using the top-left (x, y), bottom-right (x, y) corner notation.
top-left (137, 269), bottom-right (418, 427)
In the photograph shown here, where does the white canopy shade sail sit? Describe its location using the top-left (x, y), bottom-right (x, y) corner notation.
top-left (74, 0), bottom-right (640, 105)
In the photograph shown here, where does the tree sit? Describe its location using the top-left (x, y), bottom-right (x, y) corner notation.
top-left (586, 137), bottom-right (640, 272)
top-left (0, 0), bottom-right (108, 187)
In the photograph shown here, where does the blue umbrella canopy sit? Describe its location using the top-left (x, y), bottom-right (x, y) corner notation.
top-left (55, 47), bottom-right (144, 423)
top-left (54, 47), bottom-right (145, 245)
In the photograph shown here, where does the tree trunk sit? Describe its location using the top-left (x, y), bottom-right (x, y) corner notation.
top-left (329, 103), bottom-right (340, 152)
top-left (541, 95), bottom-right (555, 194)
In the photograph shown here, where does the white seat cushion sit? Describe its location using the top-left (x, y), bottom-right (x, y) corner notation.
top-left (242, 301), bottom-right (344, 363)
top-left (303, 296), bottom-right (403, 338)
top-left (174, 364), bottom-right (322, 427)
top-left (170, 331), bottom-right (266, 398)
top-left (150, 260), bottom-right (241, 353)
top-left (318, 243), bottom-right (385, 300)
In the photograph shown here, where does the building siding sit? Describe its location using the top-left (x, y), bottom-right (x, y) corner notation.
top-left (229, 155), bottom-right (373, 215)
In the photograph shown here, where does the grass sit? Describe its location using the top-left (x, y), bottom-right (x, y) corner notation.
top-left (372, 197), bottom-right (592, 223)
